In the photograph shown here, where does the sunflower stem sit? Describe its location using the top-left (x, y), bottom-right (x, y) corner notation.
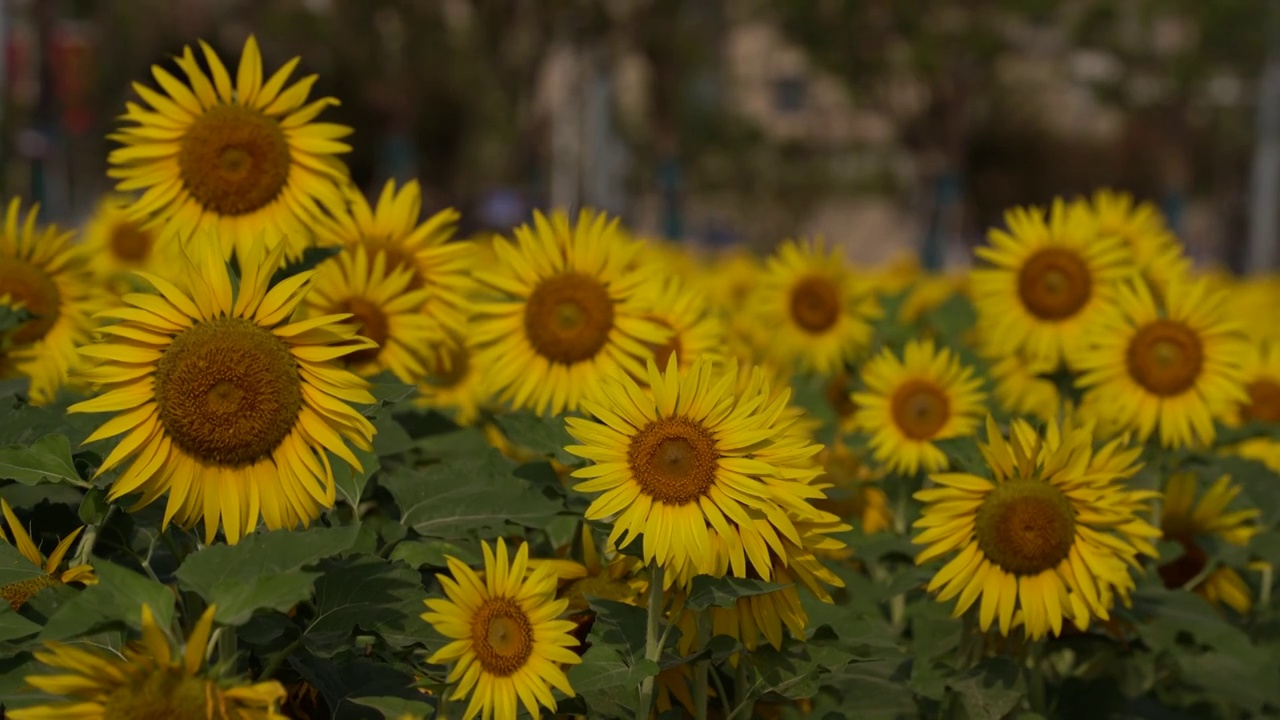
top-left (709, 660), bottom-right (733, 719)
top-left (636, 563), bottom-right (665, 720)
top-left (1025, 639), bottom-right (1047, 713)
top-left (70, 505), bottom-right (115, 568)
top-left (693, 610), bottom-right (711, 720)
top-left (218, 624), bottom-right (238, 671)
top-left (727, 657), bottom-right (752, 720)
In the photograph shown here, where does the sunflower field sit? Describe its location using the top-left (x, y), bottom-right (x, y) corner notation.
top-left (1, 33), bottom-right (1280, 720)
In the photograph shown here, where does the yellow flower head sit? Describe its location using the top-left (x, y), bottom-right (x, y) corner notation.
top-left (1158, 473), bottom-right (1262, 614)
top-left (1083, 189), bottom-right (1190, 297)
top-left (80, 194), bottom-right (172, 294)
top-left (108, 35), bottom-right (350, 260)
top-left (11, 604), bottom-right (287, 719)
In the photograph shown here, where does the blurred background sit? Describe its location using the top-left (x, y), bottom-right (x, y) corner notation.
top-left (1, 0), bottom-right (1276, 271)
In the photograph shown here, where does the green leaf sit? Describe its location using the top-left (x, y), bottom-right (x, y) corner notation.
top-left (303, 555), bottom-right (424, 656)
top-left (175, 525), bottom-right (360, 625)
top-left (0, 434), bottom-right (85, 486)
top-left (350, 695), bottom-right (435, 719)
top-left (685, 576), bottom-right (789, 611)
top-left (335, 447), bottom-right (380, 508)
top-left (382, 456), bottom-right (564, 539)
top-left (567, 644), bottom-right (658, 717)
top-left (0, 655), bottom-right (58, 710)
top-left (0, 541), bottom-right (45, 587)
top-left (41, 560), bottom-right (175, 640)
top-left (290, 650), bottom-right (424, 720)
top-left (389, 539), bottom-right (483, 569)
top-left (77, 486), bottom-right (109, 525)
top-left (948, 657), bottom-right (1025, 720)
top-left (492, 411), bottom-right (579, 465)
top-left (0, 605), bottom-right (40, 642)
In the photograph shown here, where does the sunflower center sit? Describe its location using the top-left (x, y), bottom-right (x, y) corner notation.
top-left (825, 372), bottom-right (857, 419)
top-left (628, 417), bottom-right (718, 505)
top-left (890, 380), bottom-right (951, 440)
top-left (1126, 319), bottom-right (1203, 397)
top-left (424, 346), bottom-right (470, 389)
top-left (789, 275), bottom-right (840, 333)
top-left (641, 316), bottom-right (681, 370)
top-left (524, 272), bottom-right (615, 364)
top-left (471, 597), bottom-right (534, 676)
top-left (1243, 379), bottom-right (1280, 423)
top-left (1, 574), bottom-right (61, 611)
top-left (341, 297), bottom-right (388, 367)
top-left (155, 317), bottom-right (302, 466)
top-left (1156, 536), bottom-right (1208, 590)
top-left (110, 221), bottom-right (155, 262)
top-left (102, 669), bottom-right (212, 720)
top-left (177, 104), bottom-right (291, 216)
top-left (0, 258), bottom-right (61, 346)
top-left (1017, 248), bottom-right (1092, 321)
top-left (975, 480), bottom-right (1076, 575)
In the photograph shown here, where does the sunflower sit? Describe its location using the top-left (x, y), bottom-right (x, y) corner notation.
top-left (635, 276), bottom-right (722, 375)
top-left (1224, 276), bottom-right (1280, 344)
top-left (752, 238), bottom-right (880, 376)
top-left (470, 209), bottom-right (666, 416)
top-left (675, 516), bottom-right (847, 655)
top-left (0, 499), bottom-right (96, 610)
top-left (971, 199), bottom-right (1133, 370)
top-left (1230, 339), bottom-right (1280, 427)
top-left (852, 339), bottom-right (986, 476)
top-left (311, 179), bottom-right (473, 342)
top-left (304, 243), bottom-right (442, 382)
top-left (565, 355), bottom-right (828, 585)
top-left (983, 347), bottom-right (1062, 424)
top-left (1158, 473), bottom-right (1261, 614)
top-left (422, 538), bottom-right (582, 720)
top-left (1077, 278), bottom-right (1247, 448)
top-left (10, 604), bottom-right (286, 719)
top-left (414, 334), bottom-right (493, 426)
top-left (0, 198), bottom-right (98, 405)
top-left (69, 241), bottom-right (376, 544)
top-left (107, 35), bottom-right (350, 260)
top-left (913, 417), bottom-right (1153, 639)
top-left (79, 194), bottom-right (170, 294)
top-left (813, 442), bottom-right (893, 535)
top-left (1083, 189), bottom-right (1190, 297)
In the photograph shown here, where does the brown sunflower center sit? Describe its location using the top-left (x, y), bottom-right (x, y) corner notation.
top-left (1, 574), bottom-right (61, 611)
top-left (1017, 248), bottom-right (1092, 321)
top-left (1126, 319), bottom-right (1203, 397)
top-left (341, 297), bottom-right (388, 367)
top-left (524, 272), bottom-right (615, 364)
top-left (155, 317), bottom-right (302, 466)
top-left (890, 380), bottom-right (951, 440)
top-left (471, 597), bottom-right (534, 676)
top-left (102, 669), bottom-right (212, 720)
top-left (0, 258), bottom-right (62, 346)
top-left (628, 417), bottom-right (718, 505)
top-left (825, 372), bottom-right (857, 419)
top-left (975, 480), bottom-right (1076, 575)
top-left (641, 316), bottom-right (681, 370)
top-left (1156, 535), bottom-right (1208, 590)
top-left (1243, 379), bottom-right (1280, 423)
top-left (110, 221), bottom-right (155, 262)
top-left (178, 105), bottom-right (291, 216)
top-left (424, 345), bottom-right (470, 389)
top-left (789, 275), bottom-right (840, 333)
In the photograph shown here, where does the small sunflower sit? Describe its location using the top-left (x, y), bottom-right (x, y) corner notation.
top-left (471, 209), bottom-right (666, 415)
top-left (79, 194), bottom-right (169, 293)
top-left (813, 443), bottom-right (893, 535)
top-left (752, 238), bottom-right (880, 376)
top-left (108, 35), bottom-right (350, 259)
top-left (1230, 339), bottom-right (1280, 426)
top-left (1077, 279), bottom-right (1247, 448)
top-left (304, 243), bottom-right (442, 382)
top-left (11, 603), bottom-right (286, 719)
top-left (0, 499), bottom-right (96, 611)
top-left (913, 417), bottom-right (1153, 639)
top-left (565, 355), bottom-right (828, 584)
top-left (422, 538), bottom-right (582, 720)
top-left (311, 179), bottom-right (473, 342)
top-left (414, 334), bottom-right (493, 426)
top-left (0, 197), bottom-right (98, 405)
top-left (1158, 473), bottom-right (1261, 614)
top-left (971, 199), bottom-right (1133, 369)
top-left (69, 241), bottom-right (376, 544)
top-left (635, 276), bottom-right (723, 375)
top-left (1083, 189), bottom-right (1190, 297)
top-left (852, 339), bottom-right (986, 476)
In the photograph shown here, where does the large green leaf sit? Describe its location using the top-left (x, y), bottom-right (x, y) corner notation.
top-left (290, 651), bottom-right (424, 720)
top-left (303, 555), bottom-right (425, 656)
top-left (334, 447), bottom-right (380, 508)
top-left (0, 540), bottom-right (45, 588)
top-left (0, 434), bottom-right (85, 486)
top-left (382, 455), bottom-right (564, 539)
top-left (0, 605), bottom-right (41, 643)
top-left (175, 525), bottom-right (360, 625)
top-left (492, 411), bottom-right (579, 465)
top-left (40, 560), bottom-right (175, 640)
